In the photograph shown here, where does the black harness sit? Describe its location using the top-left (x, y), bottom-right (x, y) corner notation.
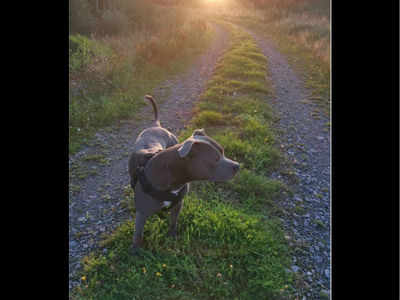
top-left (136, 151), bottom-right (186, 208)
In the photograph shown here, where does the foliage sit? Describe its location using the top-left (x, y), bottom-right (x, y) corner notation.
top-left (69, 2), bottom-right (212, 153)
top-left (70, 23), bottom-right (293, 300)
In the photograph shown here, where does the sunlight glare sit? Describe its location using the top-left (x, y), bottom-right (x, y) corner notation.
top-left (204, 0), bottom-right (225, 3)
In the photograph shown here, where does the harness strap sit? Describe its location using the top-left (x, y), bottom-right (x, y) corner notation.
top-left (136, 166), bottom-right (186, 207)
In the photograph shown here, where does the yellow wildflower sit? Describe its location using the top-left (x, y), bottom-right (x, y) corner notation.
top-left (142, 267), bottom-right (147, 274)
top-left (156, 272), bottom-right (162, 277)
top-left (81, 276), bottom-right (86, 281)
top-left (162, 264), bottom-right (167, 268)
top-left (229, 264), bottom-right (233, 268)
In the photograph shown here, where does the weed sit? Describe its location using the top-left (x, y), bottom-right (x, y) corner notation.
top-left (71, 20), bottom-right (293, 300)
top-left (83, 153), bottom-right (105, 162)
top-left (70, 184), bottom-right (81, 194)
top-left (294, 204), bottom-right (306, 215)
top-left (70, 161), bottom-right (98, 181)
top-left (314, 219), bottom-right (326, 229)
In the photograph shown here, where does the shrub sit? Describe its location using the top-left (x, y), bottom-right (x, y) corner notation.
top-left (69, 34), bottom-right (112, 72)
top-left (69, 34), bottom-right (95, 71)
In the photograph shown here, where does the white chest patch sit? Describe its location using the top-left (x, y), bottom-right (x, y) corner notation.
top-left (162, 201), bottom-right (172, 208)
top-left (160, 185), bottom-right (185, 208)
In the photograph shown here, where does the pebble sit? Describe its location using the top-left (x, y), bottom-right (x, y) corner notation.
top-left (294, 195), bottom-right (302, 202)
top-left (248, 29), bottom-right (331, 300)
top-left (291, 265), bottom-right (300, 273)
top-left (69, 23), bottom-right (233, 292)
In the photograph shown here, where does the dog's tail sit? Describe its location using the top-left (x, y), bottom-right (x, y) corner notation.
top-left (144, 95), bottom-right (160, 126)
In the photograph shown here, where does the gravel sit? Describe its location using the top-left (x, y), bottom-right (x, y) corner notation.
top-left (69, 22), bottom-right (331, 299)
top-left (246, 29), bottom-right (331, 299)
top-left (68, 23), bottom-right (231, 291)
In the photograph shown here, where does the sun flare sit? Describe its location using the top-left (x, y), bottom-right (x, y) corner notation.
top-left (203, 0), bottom-right (225, 3)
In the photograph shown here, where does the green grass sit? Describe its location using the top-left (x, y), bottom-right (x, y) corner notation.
top-left (73, 194), bottom-right (291, 300)
top-left (244, 16), bottom-right (329, 116)
top-left (71, 22), bottom-right (293, 300)
top-left (218, 0), bottom-right (330, 117)
top-left (191, 110), bottom-right (227, 127)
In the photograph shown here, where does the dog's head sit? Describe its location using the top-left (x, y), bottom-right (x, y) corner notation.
top-left (177, 129), bottom-right (240, 182)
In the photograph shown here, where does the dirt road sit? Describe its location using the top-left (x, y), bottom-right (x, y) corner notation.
top-left (69, 23), bottom-right (231, 290)
top-left (69, 22), bottom-right (331, 299)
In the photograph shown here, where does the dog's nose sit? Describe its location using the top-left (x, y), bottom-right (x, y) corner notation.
top-left (232, 162), bottom-right (240, 172)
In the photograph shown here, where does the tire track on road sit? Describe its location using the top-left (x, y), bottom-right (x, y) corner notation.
top-left (68, 22), bottom-right (231, 291)
top-left (245, 27), bottom-right (331, 299)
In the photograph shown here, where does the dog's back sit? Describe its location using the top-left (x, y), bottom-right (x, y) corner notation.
top-left (128, 95), bottom-right (178, 190)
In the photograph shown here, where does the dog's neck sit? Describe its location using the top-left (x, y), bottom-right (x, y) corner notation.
top-left (144, 144), bottom-right (191, 191)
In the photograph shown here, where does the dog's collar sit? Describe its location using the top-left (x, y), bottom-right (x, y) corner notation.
top-left (136, 166), bottom-right (186, 206)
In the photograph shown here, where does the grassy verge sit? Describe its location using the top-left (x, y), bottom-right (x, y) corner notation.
top-left (71, 22), bottom-right (293, 300)
top-left (217, 0), bottom-right (330, 117)
top-left (69, 4), bottom-right (214, 154)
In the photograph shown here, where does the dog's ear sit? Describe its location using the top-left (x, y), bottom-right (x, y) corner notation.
top-left (192, 128), bottom-right (206, 137)
top-left (177, 139), bottom-right (196, 158)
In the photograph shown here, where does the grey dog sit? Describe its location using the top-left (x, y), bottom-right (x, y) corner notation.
top-left (128, 95), bottom-right (240, 253)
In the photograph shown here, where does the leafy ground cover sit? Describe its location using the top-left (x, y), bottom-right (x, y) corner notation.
top-left (71, 23), bottom-right (294, 300)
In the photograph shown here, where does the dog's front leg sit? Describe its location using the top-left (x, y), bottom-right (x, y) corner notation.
top-left (132, 211), bottom-right (148, 254)
top-left (168, 199), bottom-right (183, 238)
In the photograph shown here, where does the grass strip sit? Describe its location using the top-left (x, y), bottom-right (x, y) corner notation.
top-left (71, 22), bottom-right (293, 300)
top-left (221, 9), bottom-right (330, 117)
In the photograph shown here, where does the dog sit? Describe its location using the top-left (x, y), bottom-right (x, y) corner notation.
top-left (128, 95), bottom-right (240, 253)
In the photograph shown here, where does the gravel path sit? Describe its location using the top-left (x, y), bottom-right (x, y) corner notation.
top-left (247, 30), bottom-right (331, 299)
top-left (68, 23), bottom-right (231, 290)
top-left (69, 21), bottom-right (331, 299)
